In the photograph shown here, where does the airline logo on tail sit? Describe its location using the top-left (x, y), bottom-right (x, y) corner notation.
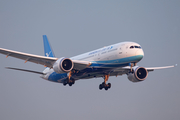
top-left (43, 35), bottom-right (55, 57)
top-left (46, 51), bottom-right (52, 57)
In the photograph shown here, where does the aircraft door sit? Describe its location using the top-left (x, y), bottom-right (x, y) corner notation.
top-left (119, 44), bottom-right (124, 58)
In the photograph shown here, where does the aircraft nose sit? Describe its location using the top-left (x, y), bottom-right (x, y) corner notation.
top-left (136, 49), bottom-right (144, 57)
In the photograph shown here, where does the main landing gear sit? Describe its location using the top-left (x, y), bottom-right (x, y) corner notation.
top-left (63, 71), bottom-right (75, 86)
top-left (99, 74), bottom-right (111, 90)
top-left (63, 79), bottom-right (75, 86)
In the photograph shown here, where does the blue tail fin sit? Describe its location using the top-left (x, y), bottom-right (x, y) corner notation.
top-left (43, 35), bottom-right (55, 57)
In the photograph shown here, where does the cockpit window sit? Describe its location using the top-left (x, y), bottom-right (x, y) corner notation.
top-left (130, 46), bottom-right (141, 49)
top-left (135, 46), bottom-right (139, 48)
top-left (130, 46), bottom-right (134, 49)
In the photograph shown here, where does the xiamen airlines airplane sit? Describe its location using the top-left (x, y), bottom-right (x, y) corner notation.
top-left (0, 35), bottom-right (176, 90)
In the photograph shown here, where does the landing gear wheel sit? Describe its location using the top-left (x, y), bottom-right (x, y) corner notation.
top-left (72, 80), bottom-right (75, 85)
top-left (105, 86), bottom-right (108, 90)
top-left (108, 83), bottom-right (111, 89)
top-left (99, 84), bottom-right (103, 90)
top-left (69, 83), bottom-right (72, 86)
top-left (64, 79), bottom-right (75, 87)
top-left (68, 80), bottom-right (75, 86)
top-left (99, 82), bottom-right (111, 90)
top-left (63, 82), bottom-right (67, 86)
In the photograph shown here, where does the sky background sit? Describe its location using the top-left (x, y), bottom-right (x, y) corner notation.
top-left (0, 0), bottom-right (180, 120)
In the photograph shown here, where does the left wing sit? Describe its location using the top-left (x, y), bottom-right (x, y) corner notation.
top-left (0, 48), bottom-right (58, 68)
top-left (110, 65), bottom-right (176, 76)
top-left (145, 65), bottom-right (177, 72)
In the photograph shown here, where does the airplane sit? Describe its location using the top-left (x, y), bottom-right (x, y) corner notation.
top-left (0, 35), bottom-right (176, 90)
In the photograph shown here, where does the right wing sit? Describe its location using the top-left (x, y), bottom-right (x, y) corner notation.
top-left (0, 48), bottom-right (58, 68)
top-left (0, 48), bottom-right (92, 71)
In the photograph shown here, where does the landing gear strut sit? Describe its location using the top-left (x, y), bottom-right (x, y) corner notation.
top-left (99, 74), bottom-right (111, 90)
top-left (130, 62), bottom-right (137, 72)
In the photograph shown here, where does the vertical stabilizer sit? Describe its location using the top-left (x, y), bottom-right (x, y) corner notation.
top-left (43, 35), bottom-right (55, 57)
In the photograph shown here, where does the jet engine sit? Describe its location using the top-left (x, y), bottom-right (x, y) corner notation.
top-left (53, 57), bottom-right (74, 73)
top-left (127, 66), bottom-right (148, 82)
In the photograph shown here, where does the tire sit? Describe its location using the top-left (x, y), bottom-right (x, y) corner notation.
top-left (108, 83), bottom-right (111, 88)
top-left (72, 80), bottom-right (75, 84)
top-left (105, 87), bottom-right (108, 90)
top-left (63, 82), bottom-right (67, 86)
top-left (99, 84), bottom-right (103, 90)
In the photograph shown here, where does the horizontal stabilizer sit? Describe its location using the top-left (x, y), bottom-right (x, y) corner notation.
top-left (6, 67), bottom-right (45, 75)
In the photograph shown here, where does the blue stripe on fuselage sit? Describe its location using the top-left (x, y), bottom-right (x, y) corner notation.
top-left (48, 72), bottom-right (67, 82)
top-left (90, 55), bottom-right (143, 67)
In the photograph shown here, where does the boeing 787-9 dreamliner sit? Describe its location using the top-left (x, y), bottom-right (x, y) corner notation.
top-left (0, 35), bottom-right (176, 90)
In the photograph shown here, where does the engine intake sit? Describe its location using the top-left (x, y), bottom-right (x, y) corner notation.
top-left (128, 66), bottom-right (148, 82)
top-left (53, 57), bottom-right (74, 73)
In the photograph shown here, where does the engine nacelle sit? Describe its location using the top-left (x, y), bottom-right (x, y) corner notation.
top-left (127, 66), bottom-right (148, 82)
top-left (53, 57), bottom-right (74, 73)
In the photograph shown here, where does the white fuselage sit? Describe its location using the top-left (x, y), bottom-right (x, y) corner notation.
top-left (71, 42), bottom-right (144, 63)
top-left (42, 42), bottom-right (144, 82)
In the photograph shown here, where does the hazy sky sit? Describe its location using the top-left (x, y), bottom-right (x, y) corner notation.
top-left (0, 0), bottom-right (180, 120)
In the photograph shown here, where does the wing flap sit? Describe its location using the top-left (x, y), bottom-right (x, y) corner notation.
top-left (0, 48), bottom-right (57, 68)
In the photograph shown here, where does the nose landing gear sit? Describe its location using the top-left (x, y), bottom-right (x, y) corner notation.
top-left (130, 62), bottom-right (137, 72)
